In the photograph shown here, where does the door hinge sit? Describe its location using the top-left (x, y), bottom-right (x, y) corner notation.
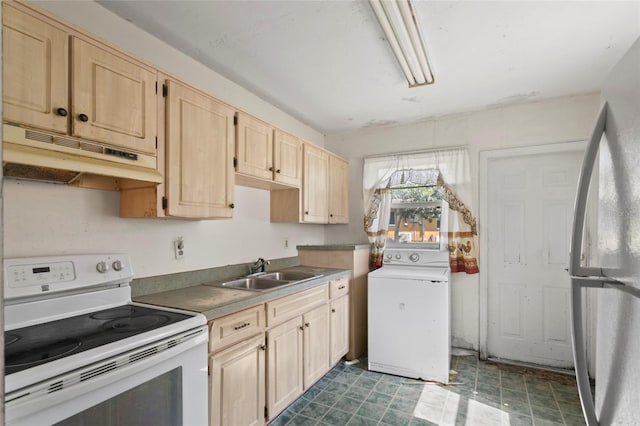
top-left (162, 83), bottom-right (168, 97)
top-left (264, 406), bottom-right (268, 421)
top-left (155, 81), bottom-right (158, 94)
top-left (233, 115), bottom-right (238, 126)
top-left (162, 196), bottom-right (168, 210)
top-left (155, 136), bottom-right (158, 149)
top-left (233, 157), bottom-right (237, 169)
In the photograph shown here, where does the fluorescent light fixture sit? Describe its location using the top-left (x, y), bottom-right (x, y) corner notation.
top-left (369, 0), bottom-right (434, 87)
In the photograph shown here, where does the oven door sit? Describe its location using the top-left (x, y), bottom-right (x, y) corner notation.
top-left (6, 326), bottom-right (208, 426)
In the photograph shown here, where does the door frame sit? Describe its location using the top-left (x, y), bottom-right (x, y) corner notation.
top-left (479, 141), bottom-right (587, 362)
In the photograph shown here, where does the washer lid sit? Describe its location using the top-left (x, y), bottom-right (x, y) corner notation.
top-left (369, 265), bottom-right (449, 281)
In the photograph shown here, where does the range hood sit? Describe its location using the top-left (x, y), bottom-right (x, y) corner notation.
top-left (3, 124), bottom-right (162, 189)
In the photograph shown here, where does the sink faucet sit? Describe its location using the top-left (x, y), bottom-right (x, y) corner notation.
top-left (249, 258), bottom-right (270, 274)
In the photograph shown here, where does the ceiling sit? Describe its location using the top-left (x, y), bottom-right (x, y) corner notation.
top-left (98, 1), bottom-right (640, 134)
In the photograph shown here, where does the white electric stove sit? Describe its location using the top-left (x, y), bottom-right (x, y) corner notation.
top-left (368, 249), bottom-right (451, 383)
top-left (4, 254), bottom-right (208, 426)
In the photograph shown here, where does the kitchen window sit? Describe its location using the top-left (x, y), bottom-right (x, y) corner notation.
top-left (387, 185), bottom-right (445, 249)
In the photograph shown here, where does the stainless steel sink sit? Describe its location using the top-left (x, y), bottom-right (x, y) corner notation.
top-left (216, 277), bottom-right (291, 291)
top-left (205, 270), bottom-right (324, 291)
top-left (260, 271), bottom-right (321, 282)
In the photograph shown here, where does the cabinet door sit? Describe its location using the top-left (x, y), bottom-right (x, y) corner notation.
top-left (330, 295), bottom-right (350, 365)
top-left (3, 4), bottom-right (68, 133)
top-left (236, 112), bottom-right (273, 180)
top-left (302, 144), bottom-right (329, 223)
top-left (210, 334), bottom-right (266, 426)
top-left (165, 80), bottom-right (235, 218)
top-left (303, 304), bottom-right (331, 388)
top-left (328, 155), bottom-right (349, 224)
top-left (72, 37), bottom-right (156, 154)
top-left (273, 129), bottom-right (302, 187)
top-left (267, 316), bottom-right (304, 419)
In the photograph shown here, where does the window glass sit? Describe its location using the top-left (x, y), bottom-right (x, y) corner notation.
top-left (387, 185), bottom-right (443, 249)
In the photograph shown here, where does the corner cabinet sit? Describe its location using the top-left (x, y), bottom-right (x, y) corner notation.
top-left (120, 78), bottom-right (235, 219)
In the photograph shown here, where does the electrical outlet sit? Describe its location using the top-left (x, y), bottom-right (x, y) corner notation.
top-left (174, 237), bottom-right (185, 259)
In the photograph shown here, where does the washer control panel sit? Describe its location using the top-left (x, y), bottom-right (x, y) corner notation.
top-left (383, 249), bottom-right (449, 267)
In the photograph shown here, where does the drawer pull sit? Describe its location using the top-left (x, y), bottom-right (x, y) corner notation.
top-left (338, 285), bottom-right (346, 290)
top-left (233, 322), bottom-right (250, 330)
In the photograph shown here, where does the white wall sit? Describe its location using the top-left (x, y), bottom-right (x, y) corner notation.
top-left (324, 93), bottom-right (602, 349)
top-left (3, 1), bottom-right (326, 278)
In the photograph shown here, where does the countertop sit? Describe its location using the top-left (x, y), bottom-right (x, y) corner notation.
top-left (133, 265), bottom-right (350, 321)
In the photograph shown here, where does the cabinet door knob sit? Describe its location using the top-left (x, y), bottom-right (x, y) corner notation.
top-left (304, 322), bottom-right (310, 328)
top-left (331, 309), bottom-right (336, 313)
top-left (229, 203), bottom-right (235, 209)
top-left (330, 214), bottom-right (334, 217)
top-left (276, 169), bottom-right (281, 173)
top-left (78, 113), bottom-right (89, 122)
top-left (56, 107), bottom-right (68, 117)
top-left (299, 326), bottom-right (304, 331)
top-left (259, 345), bottom-right (266, 351)
top-left (305, 211), bottom-right (309, 215)
top-left (268, 166), bottom-right (273, 171)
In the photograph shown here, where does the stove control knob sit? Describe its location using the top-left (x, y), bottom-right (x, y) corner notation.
top-left (386, 254), bottom-right (392, 259)
top-left (409, 253), bottom-right (420, 262)
top-left (112, 260), bottom-right (123, 271)
top-left (395, 254), bottom-right (401, 260)
top-left (96, 261), bottom-right (110, 273)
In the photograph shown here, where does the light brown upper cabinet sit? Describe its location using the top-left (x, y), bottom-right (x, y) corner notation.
top-left (235, 113), bottom-right (303, 189)
top-left (236, 112), bottom-right (274, 180)
top-left (302, 143), bottom-right (330, 223)
top-left (2, 3), bottom-right (157, 156)
top-left (273, 129), bottom-right (303, 187)
top-left (72, 38), bottom-right (157, 155)
top-left (120, 78), bottom-right (235, 219)
top-left (270, 143), bottom-right (348, 225)
top-left (328, 154), bottom-right (349, 224)
top-left (3, 3), bottom-right (69, 134)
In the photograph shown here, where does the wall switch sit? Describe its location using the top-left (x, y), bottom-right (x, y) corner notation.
top-left (174, 237), bottom-right (185, 259)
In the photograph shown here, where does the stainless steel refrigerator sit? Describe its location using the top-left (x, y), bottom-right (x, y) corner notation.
top-left (570, 36), bottom-right (640, 425)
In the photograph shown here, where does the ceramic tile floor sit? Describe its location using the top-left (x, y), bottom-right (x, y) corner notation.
top-left (268, 355), bottom-right (587, 426)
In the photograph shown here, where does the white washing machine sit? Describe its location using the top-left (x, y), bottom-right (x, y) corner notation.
top-left (368, 249), bottom-right (451, 383)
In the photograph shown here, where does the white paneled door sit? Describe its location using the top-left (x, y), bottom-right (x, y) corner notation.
top-left (487, 150), bottom-right (582, 368)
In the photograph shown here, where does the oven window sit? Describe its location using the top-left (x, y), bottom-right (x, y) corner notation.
top-left (55, 368), bottom-right (183, 426)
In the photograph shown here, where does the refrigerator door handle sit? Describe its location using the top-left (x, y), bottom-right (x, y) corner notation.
top-left (569, 102), bottom-right (608, 278)
top-left (570, 277), bottom-right (600, 426)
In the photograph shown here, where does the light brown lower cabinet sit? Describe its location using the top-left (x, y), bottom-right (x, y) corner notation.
top-left (330, 295), bottom-right (349, 365)
top-left (209, 334), bottom-right (266, 426)
top-left (209, 279), bottom-right (350, 425)
top-left (266, 317), bottom-right (303, 417)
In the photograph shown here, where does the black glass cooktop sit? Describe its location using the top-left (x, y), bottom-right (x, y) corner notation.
top-left (5, 305), bottom-right (192, 375)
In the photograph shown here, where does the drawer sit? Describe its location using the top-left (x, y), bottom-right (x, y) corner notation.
top-left (209, 305), bottom-right (265, 352)
top-left (329, 277), bottom-right (349, 299)
top-left (266, 284), bottom-right (328, 326)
